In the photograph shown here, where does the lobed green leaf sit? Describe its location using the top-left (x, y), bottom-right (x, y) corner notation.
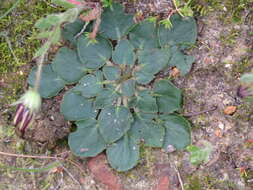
top-left (154, 80), bottom-right (182, 113)
top-left (98, 106), bottom-right (133, 143)
top-left (130, 114), bottom-right (164, 147)
top-left (28, 64), bottom-right (66, 98)
top-left (52, 47), bottom-right (87, 84)
top-left (162, 114), bottom-right (191, 150)
top-left (60, 90), bottom-right (97, 121)
top-left (129, 20), bottom-right (159, 49)
top-left (75, 73), bottom-right (103, 98)
top-left (112, 39), bottom-right (135, 65)
top-left (77, 36), bottom-right (112, 69)
top-left (69, 119), bottom-right (106, 157)
top-left (100, 3), bottom-right (135, 40)
top-left (103, 66), bottom-right (121, 81)
top-left (158, 14), bottom-right (197, 49)
top-left (107, 134), bottom-right (139, 171)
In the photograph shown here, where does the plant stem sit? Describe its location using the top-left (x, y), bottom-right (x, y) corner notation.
top-left (172, 0), bottom-right (184, 17)
top-left (116, 72), bottom-right (132, 84)
top-left (123, 96), bottom-right (128, 107)
top-left (74, 21), bottom-right (90, 39)
top-left (34, 53), bottom-right (46, 91)
top-left (117, 97), bottom-right (122, 106)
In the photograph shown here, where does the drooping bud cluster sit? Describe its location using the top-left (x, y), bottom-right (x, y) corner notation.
top-left (238, 72), bottom-right (253, 100)
top-left (12, 89), bottom-right (41, 134)
top-left (237, 85), bottom-right (253, 99)
top-left (14, 104), bottom-right (34, 133)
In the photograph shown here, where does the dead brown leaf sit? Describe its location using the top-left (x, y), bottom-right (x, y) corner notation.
top-left (223, 106), bottom-right (237, 115)
top-left (170, 67), bottom-right (180, 77)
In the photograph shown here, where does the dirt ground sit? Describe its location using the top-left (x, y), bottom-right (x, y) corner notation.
top-left (0, 0), bottom-right (253, 189)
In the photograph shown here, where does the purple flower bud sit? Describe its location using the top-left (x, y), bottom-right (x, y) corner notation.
top-left (21, 113), bottom-right (33, 133)
top-left (237, 85), bottom-right (253, 99)
top-left (12, 89), bottom-right (41, 136)
top-left (13, 104), bottom-right (25, 126)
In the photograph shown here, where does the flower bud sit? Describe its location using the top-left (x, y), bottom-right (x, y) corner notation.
top-left (237, 85), bottom-right (253, 99)
top-left (12, 89), bottom-right (41, 135)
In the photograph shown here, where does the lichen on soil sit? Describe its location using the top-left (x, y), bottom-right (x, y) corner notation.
top-left (0, 0), bottom-right (253, 189)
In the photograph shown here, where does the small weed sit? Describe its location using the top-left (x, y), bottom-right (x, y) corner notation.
top-left (240, 168), bottom-right (253, 187)
top-left (232, 57), bottom-right (252, 75)
top-left (0, 0), bottom-right (59, 74)
top-left (101, 0), bottom-right (113, 8)
top-left (186, 141), bottom-right (213, 166)
top-left (220, 28), bottom-right (240, 46)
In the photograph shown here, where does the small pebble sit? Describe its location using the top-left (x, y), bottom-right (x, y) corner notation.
top-left (218, 122), bottom-right (225, 130)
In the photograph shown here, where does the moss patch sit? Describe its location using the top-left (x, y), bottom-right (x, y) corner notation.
top-left (185, 174), bottom-right (238, 190)
top-left (0, 0), bottom-right (59, 72)
top-left (0, 0), bottom-right (61, 106)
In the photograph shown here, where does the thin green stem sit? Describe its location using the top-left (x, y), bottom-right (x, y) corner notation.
top-left (116, 72), bottom-right (132, 84)
top-left (74, 21), bottom-right (90, 38)
top-left (34, 53), bottom-right (46, 91)
top-left (172, 0), bottom-right (184, 17)
top-left (117, 97), bottom-right (122, 106)
top-left (123, 96), bottom-right (128, 107)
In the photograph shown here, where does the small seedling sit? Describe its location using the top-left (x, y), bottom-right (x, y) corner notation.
top-left (187, 141), bottom-right (213, 166)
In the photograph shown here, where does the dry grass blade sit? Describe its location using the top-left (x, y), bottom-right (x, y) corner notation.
top-left (0, 150), bottom-right (85, 173)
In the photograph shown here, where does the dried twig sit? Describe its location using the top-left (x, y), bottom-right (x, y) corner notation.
top-left (65, 159), bottom-right (84, 173)
top-left (58, 161), bottom-right (84, 189)
top-left (172, 163), bottom-right (185, 190)
top-left (0, 150), bottom-right (61, 159)
top-left (53, 168), bottom-right (64, 190)
top-left (205, 150), bottom-right (220, 167)
top-left (183, 106), bottom-right (217, 117)
top-left (55, 150), bottom-right (71, 156)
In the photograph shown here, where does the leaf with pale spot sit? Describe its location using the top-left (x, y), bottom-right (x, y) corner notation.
top-left (98, 106), bottom-right (133, 143)
top-left (69, 119), bottom-right (106, 157)
top-left (162, 114), bottom-right (191, 150)
top-left (130, 114), bottom-right (164, 147)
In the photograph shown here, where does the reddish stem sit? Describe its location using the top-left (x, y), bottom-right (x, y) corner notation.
top-left (67, 0), bottom-right (82, 5)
